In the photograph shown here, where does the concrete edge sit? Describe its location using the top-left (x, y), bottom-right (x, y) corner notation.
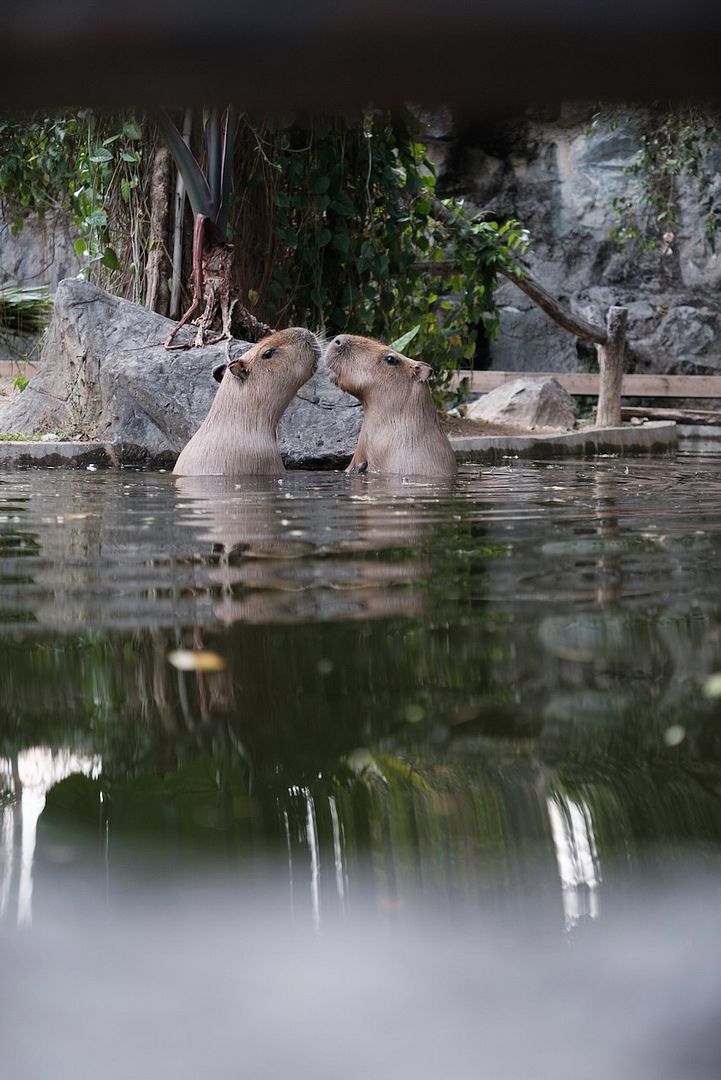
top-left (0, 420), bottom-right (680, 469)
top-left (450, 421), bottom-right (678, 461)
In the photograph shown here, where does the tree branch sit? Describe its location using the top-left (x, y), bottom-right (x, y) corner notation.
top-left (427, 195), bottom-right (607, 345)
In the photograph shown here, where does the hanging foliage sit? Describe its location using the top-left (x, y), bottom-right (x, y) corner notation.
top-left (601, 104), bottom-right (721, 253)
top-left (0, 110), bottom-right (149, 302)
top-left (1, 107), bottom-right (530, 381)
top-left (227, 109), bottom-right (528, 381)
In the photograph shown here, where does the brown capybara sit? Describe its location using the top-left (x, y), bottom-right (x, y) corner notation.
top-left (325, 334), bottom-right (457, 477)
top-left (173, 327), bottom-right (320, 476)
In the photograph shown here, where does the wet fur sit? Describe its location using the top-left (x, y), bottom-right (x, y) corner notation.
top-left (174, 328), bottom-right (320, 476)
top-left (325, 335), bottom-right (457, 478)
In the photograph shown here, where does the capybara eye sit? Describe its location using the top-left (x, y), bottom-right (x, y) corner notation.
top-left (383, 354), bottom-right (399, 366)
top-left (334, 338), bottom-right (343, 346)
top-left (261, 347), bottom-right (275, 360)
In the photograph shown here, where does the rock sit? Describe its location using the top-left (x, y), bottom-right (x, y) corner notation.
top-left (466, 377), bottom-right (577, 430)
top-left (0, 210), bottom-right (81, 291)
top-left (279, 369), bottom-right (361, 469)
top-left (0, 279), bottom-right (361, 468)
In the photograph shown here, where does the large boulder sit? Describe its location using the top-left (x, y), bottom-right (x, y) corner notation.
top-left (0, 279), bottom-right (361, 468)
top-left (465, 377), bottom-right (577, 429)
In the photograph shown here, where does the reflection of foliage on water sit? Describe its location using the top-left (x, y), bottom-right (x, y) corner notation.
top-left (4, 502), bottom-right (721, 910)
top-left (552, 764), bottom-right (721, 856)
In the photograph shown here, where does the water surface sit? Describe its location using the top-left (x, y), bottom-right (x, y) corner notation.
top-left (2, 457), bottom-right (721, 919)
top-left (2, 458), bottom-right (721, 1077)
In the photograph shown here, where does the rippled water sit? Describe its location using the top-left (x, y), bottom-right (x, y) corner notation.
top-left (2, 458), bottom-right (721, 1077)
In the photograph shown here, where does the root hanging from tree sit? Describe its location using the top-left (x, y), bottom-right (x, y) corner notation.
top-left (164, 213), bottom-right (272, 350)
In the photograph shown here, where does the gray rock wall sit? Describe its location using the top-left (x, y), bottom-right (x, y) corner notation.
top-left (426, 104), bottom-right (721, 380)
top-left (0, 209), bottom-right (82, 363)
top-left (0, 210), bottom-right (81, 290)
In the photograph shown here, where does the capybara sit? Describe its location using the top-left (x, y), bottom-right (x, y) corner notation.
top-left (173, 327), bottom-right (320, 476)
top-left (325, 334), bottom-right (457, 477)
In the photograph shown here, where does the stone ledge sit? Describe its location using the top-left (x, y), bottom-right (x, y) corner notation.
top-left (0, 441), bottom-right (117, 468)
top-left (450, 421), bottom-right (678, 462)
top-left (0, 421), bottom-right (679, 469)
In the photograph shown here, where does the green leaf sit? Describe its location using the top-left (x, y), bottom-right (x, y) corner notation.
top-left (73, 237), bottom-right (87, 256)
top-left (309, 172), bottom-right (330, 195)
top-left (121, 150), bottom-right (140, 163)
top-left (102, 247), bottom-right (119, 270)
top-left (84, 209), bottom-right (107, 227)
top-left (89, 148), bottom-right (113, 164)
top-left (330, 191), bottom-right (356, 217)
top-left (154, 110), bottom-right (215, 219)
top-left (389, 325), bottom-right (420, 353)
top-left (332, 231), bottom-right (351, 256)
top-left (123, 121), bottom-right (142, 141)
top-left (316, 227), bottom-right (332, 247)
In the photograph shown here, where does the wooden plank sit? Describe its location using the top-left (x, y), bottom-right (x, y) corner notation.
top-left (451, 371), bottom-right (721, 398)
top-left (622, 406), bottom-right (721, 425)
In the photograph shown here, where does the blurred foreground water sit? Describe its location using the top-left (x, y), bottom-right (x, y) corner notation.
top-left (2, 458), bottom-right (721, 1077)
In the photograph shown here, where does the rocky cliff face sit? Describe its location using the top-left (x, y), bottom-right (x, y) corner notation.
top-left (425, 104), bottom-right (721, 380)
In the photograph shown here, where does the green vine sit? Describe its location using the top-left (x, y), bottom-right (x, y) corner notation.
top-left (231, 109), bottom-right (528, 383)
top-left (2, 108), bottom-right (529, 382)
top-left (0, 111), bottom-right (147, 298)
top-left (601, 104), bottom-right (721, 253)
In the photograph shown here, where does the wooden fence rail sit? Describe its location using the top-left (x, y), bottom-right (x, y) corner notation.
top-left (450, 371), bottom-right (721, 399)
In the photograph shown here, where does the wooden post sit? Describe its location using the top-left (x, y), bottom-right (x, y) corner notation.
top-left (595, 307), bottom-right (627, 428)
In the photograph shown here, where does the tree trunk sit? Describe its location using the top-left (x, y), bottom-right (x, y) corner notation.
top-left (595, 307), bottom-right (628, 427)
top-left (144, 143), bottom-right (172, 315)
top-left (169, 108), bottom-right (193, 320)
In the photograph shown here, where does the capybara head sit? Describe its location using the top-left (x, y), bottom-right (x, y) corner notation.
top-left (213, 327), bottom-right (320, 410)
top-left (325, 335), bottom-right (432, 401)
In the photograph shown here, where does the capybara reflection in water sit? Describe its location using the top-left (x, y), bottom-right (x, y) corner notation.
top-left (325, 334), bottom-right (457, 477)
top-left (173, 327), bottom-right (320, 476)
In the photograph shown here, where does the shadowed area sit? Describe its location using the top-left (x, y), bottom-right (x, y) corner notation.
top-left (3, 1), bottom-right (721, 110)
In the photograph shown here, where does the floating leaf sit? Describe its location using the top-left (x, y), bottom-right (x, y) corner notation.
top-left (703, 673), bottom-right (721, 698)
top-left (168, 649), bottom-right (226, 672)
top-left (663, 725), bottom-right (686, 747)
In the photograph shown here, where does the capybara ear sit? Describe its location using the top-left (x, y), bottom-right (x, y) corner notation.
top-left (413, 361), bottom-right (433, 383)
top-left (212, 363), bottom-right (227, 383)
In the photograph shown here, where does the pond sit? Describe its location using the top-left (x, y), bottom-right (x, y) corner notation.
top-left (2, 457), bottom-right (721, 1078)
